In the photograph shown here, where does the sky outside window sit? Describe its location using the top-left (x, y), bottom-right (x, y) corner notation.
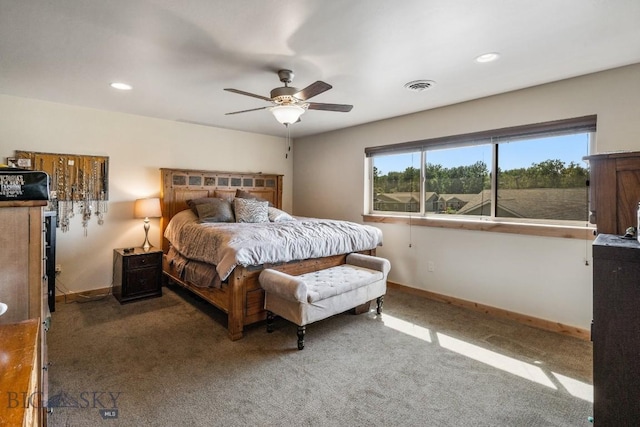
top-left (374, 133), bottom-right (590, 175)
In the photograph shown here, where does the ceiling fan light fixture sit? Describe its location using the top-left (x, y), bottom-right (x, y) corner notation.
top-left (270, 104), bottom-right (306, 125)
top-left (225, 69), bottom-right (351, 123)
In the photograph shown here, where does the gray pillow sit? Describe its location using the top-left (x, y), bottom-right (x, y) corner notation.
top-left (186, 197), bottom-right (214, 214)
top-left (268, 207), bottom-right (295, 222)
top-left (234, 198), bottom-right (269, 223)
top-left (194, 198), bottom-right (235, 223)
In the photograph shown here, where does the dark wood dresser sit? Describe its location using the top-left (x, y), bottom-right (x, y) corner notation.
top-left (113, 247), bottom-right (163, 303)
top-left (592, 234), bottom-right (640, 425)
top-left (584, 151), bottom-right (640, 235)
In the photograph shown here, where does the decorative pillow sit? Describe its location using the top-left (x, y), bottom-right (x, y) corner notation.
top-left (268, 207), bottom-right (295, 222)
top-left (214, 190), bottom-right (235, 202)
top-left (235, 189), bottom-right (274, 207)
top-left (195, 199), bottom-right (235, 223)
top-left (186, 197), bottom-right (216, 215)
top-left (234, 198), bottom-right (269, 223)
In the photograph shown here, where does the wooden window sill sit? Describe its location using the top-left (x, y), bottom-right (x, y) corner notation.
top-left (363, 214), bottom-right (596, 240)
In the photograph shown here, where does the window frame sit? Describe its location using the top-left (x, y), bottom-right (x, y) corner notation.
top-left (364, 116), bottom-right (597, 240)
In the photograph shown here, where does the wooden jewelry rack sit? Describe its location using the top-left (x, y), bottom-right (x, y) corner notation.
top-left (14, 151), bottom-right (109, 233)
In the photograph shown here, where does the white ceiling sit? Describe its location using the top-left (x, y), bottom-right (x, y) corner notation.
top-left (1, 0), bottom-right (639, 138)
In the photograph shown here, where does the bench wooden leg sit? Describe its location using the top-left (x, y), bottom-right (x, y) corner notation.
top-left (376, 295), bottom-right (384, 315)
top-left (267, 311), bottom-right (275, 333)
top-left (297, 326), bottom-right (306, 350)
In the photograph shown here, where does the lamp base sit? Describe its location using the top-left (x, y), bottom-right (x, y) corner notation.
top-left (142, 219), bottom-right (151, 251)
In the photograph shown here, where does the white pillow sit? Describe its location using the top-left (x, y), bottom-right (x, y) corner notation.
top-left (268, 207), bottom-right (295, 222)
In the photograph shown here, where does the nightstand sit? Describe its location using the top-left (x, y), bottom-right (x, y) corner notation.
top-left (113, 247), bottom-right (163, 303)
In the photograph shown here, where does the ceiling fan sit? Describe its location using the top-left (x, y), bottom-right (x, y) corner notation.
top-left (224, 69), bottom-right (353, 125)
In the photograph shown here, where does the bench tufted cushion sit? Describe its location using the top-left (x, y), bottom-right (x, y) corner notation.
top-left (298, 265), bottom-right (383, 303)
top-left (260, 254), bottom-right (390, 330)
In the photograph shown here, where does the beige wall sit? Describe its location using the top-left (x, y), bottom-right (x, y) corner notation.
top-left (293, 63), bottom-right (640, 331)
top-left (0, 94), bottom-right (291, 295)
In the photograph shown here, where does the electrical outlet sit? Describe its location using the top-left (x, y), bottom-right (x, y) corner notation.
top-left (55, 264), bottom-right (62, 274)
top-left (427, 261), bottom-right (435, 272)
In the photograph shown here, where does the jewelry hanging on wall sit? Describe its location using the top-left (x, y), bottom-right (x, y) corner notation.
top-left (14, 151), bottom-right (109, 235)
top-left (82, 202), bottom-right (92, 236)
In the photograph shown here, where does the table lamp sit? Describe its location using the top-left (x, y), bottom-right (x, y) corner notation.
top-left (134, 197), bottom-right (162, 251)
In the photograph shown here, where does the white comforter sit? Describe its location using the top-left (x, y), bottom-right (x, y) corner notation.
top-left (164, 210), bottom-right (383, 281)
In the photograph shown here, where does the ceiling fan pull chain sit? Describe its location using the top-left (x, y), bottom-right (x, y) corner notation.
top-left (285, 124), bottom-right (291, 159)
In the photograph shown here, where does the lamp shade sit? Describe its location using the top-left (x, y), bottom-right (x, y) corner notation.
top-left (270, 104), bottom-right (306, 125)
top-left (134, 197), bottom-right (162, 219)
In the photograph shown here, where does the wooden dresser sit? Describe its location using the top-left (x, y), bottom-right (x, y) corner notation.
top-left (0, 319), bottom-right (41, 426)
top-left (592, 234), bottom-right (640, 425)
top-left (584, 151), bottom-right (640, 235)
top-left (0, 201), bottom-right (49, 426)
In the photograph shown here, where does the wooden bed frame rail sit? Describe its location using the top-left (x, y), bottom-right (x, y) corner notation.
top-left (163, 252), bottom-right (373, 340)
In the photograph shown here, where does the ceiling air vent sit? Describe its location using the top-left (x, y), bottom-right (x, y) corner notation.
top-left (404, 80), bottom-right (436, 92)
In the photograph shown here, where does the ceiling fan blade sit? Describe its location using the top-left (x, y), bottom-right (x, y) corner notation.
top-left (224, 88), bottom-right (272, 102)
top-left (294, 81), bottom-right (332, 101)
top-left (225, 106), bottom-right (269, 115)
top-left (307, 102), bottom-right (353, 112)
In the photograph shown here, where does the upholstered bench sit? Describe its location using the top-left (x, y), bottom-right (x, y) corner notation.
top-left (258, 253), bottom-right (391, 349)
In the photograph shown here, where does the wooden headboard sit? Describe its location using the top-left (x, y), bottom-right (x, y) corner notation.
top-left (160, 168), bottom-right (283, 252)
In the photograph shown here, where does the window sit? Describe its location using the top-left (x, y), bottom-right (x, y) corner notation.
top-left (425, 144), bottom-right (492, 217)
top-left (495, 133), bottom-right (590, 222)
top-left (373, 153), bottom-right (421, 213)
top-left (366, 116), bottom-right (595, 226)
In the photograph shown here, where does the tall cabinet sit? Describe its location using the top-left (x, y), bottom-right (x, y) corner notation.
top-left (592, 234), bottom-right (640, 425)
top-left (44, 211), bottom-right (56, 312)
top-left (0, 201), bottom-right (49, 426)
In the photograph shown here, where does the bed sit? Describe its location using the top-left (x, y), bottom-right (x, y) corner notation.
top-left (160, 168), bottom-right (383, 340)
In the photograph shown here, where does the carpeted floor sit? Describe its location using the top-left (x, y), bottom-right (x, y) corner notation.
top-left (46, 284), bottom-right (593, 426)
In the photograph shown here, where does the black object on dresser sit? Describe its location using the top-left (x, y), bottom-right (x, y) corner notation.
top-left (592, 234), bottom-right (640, 426)
top-left (44, 210), bottom-right (56, 312)
top-left (113, 247), bottom-right (163, 303)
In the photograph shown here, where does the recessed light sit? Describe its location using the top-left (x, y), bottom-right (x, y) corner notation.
top-left (475, 52), bottom-right (500, 63)
top-left (110, 82), bottom-right (132, 90)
